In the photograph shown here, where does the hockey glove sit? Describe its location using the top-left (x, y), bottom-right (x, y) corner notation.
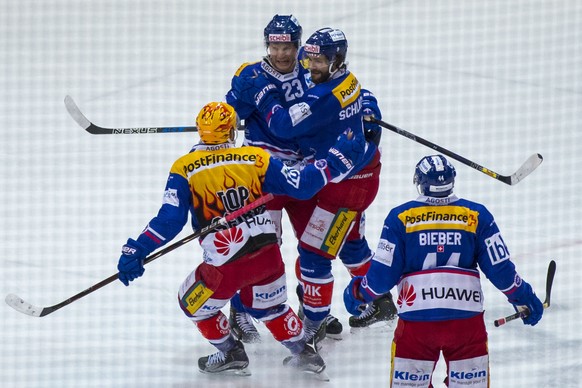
top-left (117, 238), bottom-right (147, 286)
top-left (326, 129), bottom-right (366, 177)
top-left (507, 280), bottom-right (544, 326)
top-left (361, 89), bottom-right (382, 146)
top-left (344, 276), bottom-right (366, 316)
top-left (231, 72), bottom-right (281, 114)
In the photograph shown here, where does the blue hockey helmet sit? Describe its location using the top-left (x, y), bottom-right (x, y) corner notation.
top-left (413, 155), bottom-right (456, 197)
top-left (264, 15), bottom-right (302, 47)
top-left (303, 27), bottom-right (348, 66)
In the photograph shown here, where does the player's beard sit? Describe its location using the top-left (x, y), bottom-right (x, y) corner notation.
top-left (310, 70), bottom-right (330, 84)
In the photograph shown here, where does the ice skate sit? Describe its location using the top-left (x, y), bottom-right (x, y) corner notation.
top-left (198, 340), bottom-right (251, 376)
top-left (229, 305), bottom-right (261, 344)
top-left (283, 338), bottom-right (329, 381)
top-left (323, 314), bottom-right (343, 340)
top-left (349, 292), bottom-right (397, 328)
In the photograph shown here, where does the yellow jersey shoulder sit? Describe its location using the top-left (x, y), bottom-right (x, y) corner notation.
top-left (332, 72), bottom-right (361, 109)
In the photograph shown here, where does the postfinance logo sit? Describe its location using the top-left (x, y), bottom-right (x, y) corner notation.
top-left (398, 206), bottom-right (479, 233)
top-left (332, 73), bottom-right (361, 108)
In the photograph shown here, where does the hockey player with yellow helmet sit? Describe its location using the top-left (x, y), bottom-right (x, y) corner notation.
top-left (116, 102), bottom-right (365, 377)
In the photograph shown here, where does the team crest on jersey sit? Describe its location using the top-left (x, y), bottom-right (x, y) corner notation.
top-left (280, 165), bottom-right (301, 188)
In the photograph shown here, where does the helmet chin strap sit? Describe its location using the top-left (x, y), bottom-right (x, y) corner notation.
top-left (230, 126), bottom-right (239, 144)
top-left (328, 59), bottom-right (347, 79)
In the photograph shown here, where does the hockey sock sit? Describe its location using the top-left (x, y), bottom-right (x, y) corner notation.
top-left (264, 306), bottom-right (304, 353)
top-left (195, 311), bottom-right (235, 352)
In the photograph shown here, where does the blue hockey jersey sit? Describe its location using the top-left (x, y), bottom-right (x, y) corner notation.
top-left (264, 68), bottom-right (377, 175)
top-left (360, 195), bottom-right (523, 321)
top-left (226, 58), bottom-right (309, 164)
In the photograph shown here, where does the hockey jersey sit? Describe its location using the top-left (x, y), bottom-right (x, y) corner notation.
top-left (264, 68), bottom-right (377, 178)
top-left (134, 143), bottom-right (333, 265)
top-left (226, 58), bottom-right (309, 164)
top-left (360, 195), bottom-right (523, 321)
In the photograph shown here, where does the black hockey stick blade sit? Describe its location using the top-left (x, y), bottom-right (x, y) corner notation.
top-left (5, 194), bottom-right (273, 317)
top-left (542, 259), bottom-right (557, 308)
top-left (493, 259), bottom-right (556, 327)
top-left (64, 95), bottom-right (199, 135)
top-left (369, 117), bottom-right (543, 186)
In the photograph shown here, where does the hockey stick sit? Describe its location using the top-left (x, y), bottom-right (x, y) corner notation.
top-left (5, 193), bottom-right (274, 317)
top-left (493, 259), bottom-right (556, 327)
top-left (64, 95), bottom-right (247, 135)
top-left (368, 117), bottom-right (543, 186)
top-left (64, 95), bottom-right (199, 134)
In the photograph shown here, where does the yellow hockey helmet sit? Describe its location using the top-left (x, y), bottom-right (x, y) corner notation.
top-left (196, 102), bottom-right (239, 145)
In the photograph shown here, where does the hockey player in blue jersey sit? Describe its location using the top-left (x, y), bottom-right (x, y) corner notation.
top-left (230, 26), bottom-right (397, 342)
top-left (226, 17), bottom-right (395, 343)
top-left (343, 155), bottom-right (544, 387)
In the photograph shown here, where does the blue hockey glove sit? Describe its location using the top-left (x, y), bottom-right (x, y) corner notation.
top-left (362, 89), bottom-right (382, 145)
top-left (507, 280), bottom-right (544, 326)
top-left (326, 129), bottom-right (366, 177)
top-left (344, 276), bottom-right (366, 316)
top-left (231, 72), bottom-right (280, 114)
top-left (117, 238), bottom-right (147, 286)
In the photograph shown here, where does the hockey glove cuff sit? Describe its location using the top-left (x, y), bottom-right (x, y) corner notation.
top-left (344, 276), bottom-right (366, 316)
top-left (362, 89), bottom-right (382, 145)
top-left (326, 130), bottom-right (366, 177)
top-left (507, 280), bottom-right (544, 326)
top-left (117, 238), bottom-right (147, 286)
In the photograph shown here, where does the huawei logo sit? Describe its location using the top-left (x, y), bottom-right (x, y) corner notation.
top-left (213, 227), bottom-right (244, 255)
top-left (397, 281), bottom-right (416, 308)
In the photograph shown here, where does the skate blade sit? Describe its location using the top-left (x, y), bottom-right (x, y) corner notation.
top-left (303, 367), bottom-right (330, 382)
top-left (234, 367), bottom-right (252, 376)
top-left (349, 319), bottom-right (392, 330)
top-left (199, 367), bottom-right (252, 377)
top-left (240, 336), bottom-right (262, 344)
top-left (325, 332), bottom-right (342, 341)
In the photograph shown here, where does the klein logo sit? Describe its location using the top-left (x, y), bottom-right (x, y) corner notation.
top-left (397, 281), bottom-right (416, 308)
top-left (255, 285), bottom-right (286, 300)
top-left (214, 227), bottom-right (244, 255)
top-left (450, 369), bottom-right (487, 380)
top-left (393, 370), bottom-right (430, 382)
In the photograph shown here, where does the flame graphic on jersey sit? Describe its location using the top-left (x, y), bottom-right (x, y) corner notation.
top-left (397, 281), bottom-right (416, 308)
top-left (213, 227), bottom-right (244, 255)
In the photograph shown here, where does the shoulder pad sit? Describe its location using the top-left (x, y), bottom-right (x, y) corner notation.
top-left (234, 61), bottom-right (261, 77)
